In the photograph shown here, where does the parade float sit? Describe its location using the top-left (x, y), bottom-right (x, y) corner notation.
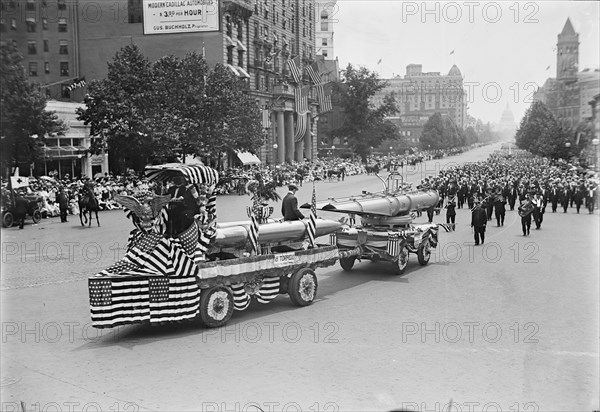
top-left (303, 171), bottom-right (446, 275)
top-left (88, 164), bottom-right (341, 328)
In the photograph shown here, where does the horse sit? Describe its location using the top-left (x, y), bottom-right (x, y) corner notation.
top-left (79, 189), bottom-right (101, 227)
top-left (326, 168), bottom-right (343, 182)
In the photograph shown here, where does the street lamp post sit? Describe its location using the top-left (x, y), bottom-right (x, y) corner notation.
top-left (272, 143), bottom-right (278, 164)
top-left (331, 145), bottom-right (336, 158)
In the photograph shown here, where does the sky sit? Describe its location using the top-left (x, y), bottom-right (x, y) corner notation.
top-left (330, 0), bottom-right (600, 124)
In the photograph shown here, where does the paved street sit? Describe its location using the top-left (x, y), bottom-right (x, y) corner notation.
top-left (1, 143), bottom-right (598, 411)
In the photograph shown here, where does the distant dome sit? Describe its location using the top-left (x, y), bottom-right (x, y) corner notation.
top-left (448, 65), bottom-right (462, 77)
top-left (499, 104), bottom-right (516, 132)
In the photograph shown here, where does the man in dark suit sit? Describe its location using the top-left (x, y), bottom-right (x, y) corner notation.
top-left (281, 184), bottom-right (305, 221)
top-left (549, 184), bottom-right (559, 212)
top-left (507, 183), bottom-right (518, 211)
top-left (560, 185), bottom-right (572, 213)
top-left (14, 192), bottom-right (28, 229)
top-left (471, 199), bottom-right (487, 245)
top-left (57, 188), bottom-right (69, 222)
top-left (167, 175), bottom-right (198, 236)
top-left (494, 194), bottom-right (506, 226)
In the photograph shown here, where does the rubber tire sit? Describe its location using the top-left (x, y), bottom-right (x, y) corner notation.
top-left (2, 212), bottom-right (14, 228)
top-left (32, 209), bottom-right (42, 224)
top-left (339, 256), bottom-right (355, 271)
top-left (393, 244), bottom-right (409, 275)
top-left (199, 286), bottom-right (234, 328)
top-left (417, 239), bottom-right (431, 266)
top-left (288, 267), bottom-right (318, 306)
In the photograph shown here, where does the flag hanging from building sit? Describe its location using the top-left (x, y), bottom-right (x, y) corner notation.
top-left (294, 112), bottom-right (308, 143)
top-left (67, 77), bottom-right (86, 92)
top-left (265, 49), bottom-right (280, 64)
top-left (306, 63), bottom-right (332, 114)
top-left (294, 86), bottom-right (309, 115)
top-left (307, 183), bottom-right (317, 248)
top-left (287, 56), bottom-right (302, 84)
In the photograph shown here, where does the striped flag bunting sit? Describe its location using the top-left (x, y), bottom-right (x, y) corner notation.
top-left (306, 63), bottom-right (332, 114)
top-left (287, 56), bottom-right (302, 84)
top-left (249, 211), bottom-right (260, 254)
top-left (145, 164), bottom-right (219, 186)
top-left (294, 112), bottom-right (308, 143)
top-left (67, 77), bottom-right (86, 92)
top-left (294, 85), bottom-right (309, 115)
top-left (306, 63), bottom-right (322, 85)
top-left (329, 232), bottom-right (337, 246)
top-left (89, 275), bottom-right (201, 328)
top-left (229, 276), bottom-right (281, 309)
top-left (438, 223), bottom-right (455, 232)
top-left (321, 94), bottom-right (332, 113)
top-left (307, 184), bottom-right (317, 248)
top-left (386, 233), bottom-right (401, 257)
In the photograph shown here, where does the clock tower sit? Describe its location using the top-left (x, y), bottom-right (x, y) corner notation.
top-left (556, 18), bottom-right (579, 81)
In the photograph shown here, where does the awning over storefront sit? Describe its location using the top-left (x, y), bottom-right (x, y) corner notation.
top-left (236, 151), bottom-right (261, 165)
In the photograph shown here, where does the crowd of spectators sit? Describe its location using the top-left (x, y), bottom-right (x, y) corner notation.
top-left (0, 143), bottom-right (513, 224)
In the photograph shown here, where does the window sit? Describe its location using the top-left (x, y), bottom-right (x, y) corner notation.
top-left (227, 46), bottom-right (233, 65)
top-left (322, 50), bottom-right (328, 57)
top-left (0, 19), bottom-right (5, 32)
top-left (60, 62), bottom-right (69, 76)
top-left (255, 72), bottom-right (260, 90)
top-left (322, 38), bottom-right (327, 46)
top-left (10, 18), bottom-right (16, 30)
top-left (58, 18), bottom-right (67, 32)
top-left (321, 11), bottom-right (328, 31)
top-left (27, 41), bottom-right (37, 55)
top-left (26, 0), bottom-right (35, 11)
top-left (237, 21), bottom-right (243, 40)
top-left (238, 50), bottom-right (244, 68)
top-left (44, 62), bottom-right (50, 74)
top-left (29, 62), bottom-right (38, 76)
top-left (58, 0), bottom-right (66, 10)
top-left (59, 40), bottom-right (68, 54)
top-left (43, 40), bottom-right (49, 52)
top-left (26, 18), bottom-right (36, 32)
top-left (42, 17), bottom-right (48, 30)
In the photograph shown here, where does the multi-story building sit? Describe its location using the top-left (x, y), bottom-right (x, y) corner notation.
top-left (1, 0), bottom-right (322, 176)
top-left (533, 18), bottom-right (600, 129)
top-left (314, 0), bottom-right (335, 58)
top-left (374, 63), bottom-right (468, 144)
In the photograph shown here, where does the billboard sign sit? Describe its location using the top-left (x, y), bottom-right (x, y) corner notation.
top-left (143, 0), bottom-right (219, 34)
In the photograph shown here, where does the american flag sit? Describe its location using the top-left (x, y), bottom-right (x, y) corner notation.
top-left (386, 233), bottom-right (401, 257)
top-left (294, 112), bottom-right (308, 143)
top-left (306, 63), bottom-right (332, 114)
top-left (287, 56), bottom-right (302, 84)
top-left (90, 231), bottom-right (204, 328)
top-left (294, 85), bottom-right (309, 114)
top-left (89, 275), bottom-right (201, 328)
top-left (307, 184), bottom-right (317, 248)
